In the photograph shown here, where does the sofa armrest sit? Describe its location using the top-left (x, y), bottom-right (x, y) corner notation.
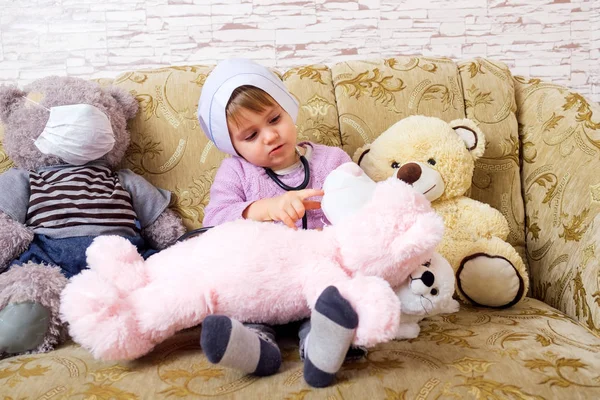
top-left (514, 76), bottom-right (600, 331)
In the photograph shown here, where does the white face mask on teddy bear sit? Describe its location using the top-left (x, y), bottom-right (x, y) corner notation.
top-left (28, 100), bottom-right (116, 166)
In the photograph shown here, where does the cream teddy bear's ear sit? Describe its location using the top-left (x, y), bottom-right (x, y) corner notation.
top-left (449, 119), bottom-right (486, 160)
top-left (353, 143), bottom-right (372, 166)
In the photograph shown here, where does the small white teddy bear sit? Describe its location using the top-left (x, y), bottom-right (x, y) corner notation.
top-left (321, 162), bottom-right (459, 340)
top-left (394, 252), bottom-right (460, 339)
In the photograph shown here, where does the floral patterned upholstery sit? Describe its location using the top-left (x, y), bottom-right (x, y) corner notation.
top-left (1, 299), bottom-right (599, 399)
top-left (514, 76), bottom-right (600, 336)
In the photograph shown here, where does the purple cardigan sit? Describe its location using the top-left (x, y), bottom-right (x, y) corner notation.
top-left (203, 142), bottom-right (352, 229)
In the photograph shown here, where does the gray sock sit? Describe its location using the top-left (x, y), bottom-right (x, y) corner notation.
top-left (303, 286), bottom-right (358, 388)
top-left (200, 316), bottom-right (281, 376)
top-left (299, 320), bottom-right (366, 363)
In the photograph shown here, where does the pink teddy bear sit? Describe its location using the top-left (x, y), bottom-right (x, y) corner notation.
top-left (61, 163), bottom-right (444, 368)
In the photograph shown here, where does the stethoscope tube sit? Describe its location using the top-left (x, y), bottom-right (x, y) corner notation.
top-left (264, 153), bottom-right (310, 230)
top-left (177, 151), bottom-right (311, 242)
top-left (176, 226), bottom-right (213, 242)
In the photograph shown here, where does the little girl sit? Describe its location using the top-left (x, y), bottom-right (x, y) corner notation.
top-left (197, 58), bottom-right (360, 388)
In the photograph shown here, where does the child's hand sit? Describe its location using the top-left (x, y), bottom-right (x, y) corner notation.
top-left (267, 189), bottom-right (324, 229)
top-left (242, 189), bottom-right (324, 228)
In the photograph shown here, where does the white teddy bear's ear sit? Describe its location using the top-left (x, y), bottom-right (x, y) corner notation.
top-left (449, 119), bottom-right (486, 160)
top-left (353, 143), bottom-right (372, 166)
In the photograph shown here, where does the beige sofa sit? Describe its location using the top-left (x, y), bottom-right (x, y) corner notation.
top-left (1, 56), bottom-right (600, 399)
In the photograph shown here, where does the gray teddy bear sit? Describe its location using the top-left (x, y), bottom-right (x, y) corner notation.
top-left (0, 76), bottom-right (186, 358)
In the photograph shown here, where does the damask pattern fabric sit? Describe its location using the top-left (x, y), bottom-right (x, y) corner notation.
top-left (110, 65), bottom-right (218, 232)
top-left (282, 64), bottom-right (342, 149)
top-left (457, 58), bottom-right (527, 264)
top-left (330, 56), bottom-right (466, 157)
top-left (514, 76), bottom-right (600, 334)
top-left (2, 299), bottom-right (600, 399)
top-left (0, 123), bottom-right (13, 174)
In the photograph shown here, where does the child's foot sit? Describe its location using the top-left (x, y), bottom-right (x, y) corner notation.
top-left (303, 286), bottom-right (358, 388)
top-left (299, 323), bottom-right (366, 363)
top-left (200, 316), bottom-right (281, 376)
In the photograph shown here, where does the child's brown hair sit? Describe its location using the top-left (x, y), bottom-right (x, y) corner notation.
top-left (226, 85), bottom-right (278, 129)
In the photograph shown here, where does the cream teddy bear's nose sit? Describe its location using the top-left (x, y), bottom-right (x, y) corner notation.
top-left (396, 162), bottom-right (421, 184)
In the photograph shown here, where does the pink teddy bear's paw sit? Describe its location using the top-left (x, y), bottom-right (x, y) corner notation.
top-left (335, 276), bottom-right (401, 348)
top-left (86, 235), bottom-right (143, 268)
top-left (60, 270), bottom-right (155, 361)
top-left (85, 235), bottom-right (148, 294)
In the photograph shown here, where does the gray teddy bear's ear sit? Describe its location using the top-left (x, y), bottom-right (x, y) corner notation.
top-left (0, 85), bottom-right (27, 123)
top-left (106, 86), bottom-right (139, 120)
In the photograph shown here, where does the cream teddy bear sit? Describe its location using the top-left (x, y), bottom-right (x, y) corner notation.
top-left (354, 115), bottom-right (528, 308)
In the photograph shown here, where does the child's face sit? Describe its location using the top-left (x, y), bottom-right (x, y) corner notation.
top-left (227, 103), bottom-right (298, 170)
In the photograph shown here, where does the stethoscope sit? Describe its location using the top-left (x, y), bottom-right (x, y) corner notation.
top-left (264, 147), bottom-right (310, 230)
top-left (177, 147), bottom-right (310, 242)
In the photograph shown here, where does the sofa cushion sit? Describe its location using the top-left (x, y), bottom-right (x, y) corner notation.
top-left (282, 64), bottom-right (342, 148)
top-left (458, 58), bottom-right (526, 263)
top-left (2, 297), bottom-right (599, 399)
top-left (110, 65), bottom-right (218, 231)
top-left (331, 56), bottom-right (466, 157)
top-left (331, 56), bottom-right (526, 264)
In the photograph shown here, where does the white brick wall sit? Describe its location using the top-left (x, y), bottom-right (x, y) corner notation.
top-left (1, 0), bottom-right (598, 102)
